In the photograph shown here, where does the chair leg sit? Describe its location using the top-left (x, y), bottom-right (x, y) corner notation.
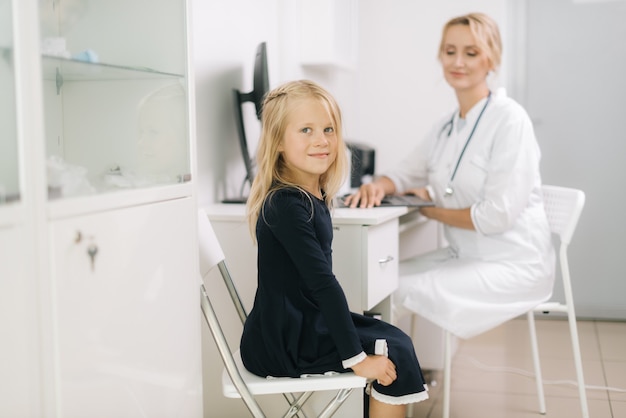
top-left (442, 330), bottom-right (451, 418)
top-left (566, 310), bottom-right (590, 418)
top-left (200, 285), bottom-right (266, 418)
top-left (527, 311), bottom-right (546, 414)
top-left (405, 314), bottom-right (418, 418)
top-left (282, 392), bottom-right (314, 418)
top-left (316, 388), bottom-right (355, 418)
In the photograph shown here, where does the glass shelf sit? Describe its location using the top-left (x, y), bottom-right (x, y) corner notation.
top-left (0, 2), bottom-right (19, 207)
top-left (41, 55), bottom-right (184, 82)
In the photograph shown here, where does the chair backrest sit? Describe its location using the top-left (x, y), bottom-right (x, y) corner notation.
top-left (198, 209), bottom-right (226, 277)
top-left (197, 210), bottom-right (265, 417)
top-left (198, 210), bottom-right (248, 324)
top-left (541, 185), bottom-right (585, 245)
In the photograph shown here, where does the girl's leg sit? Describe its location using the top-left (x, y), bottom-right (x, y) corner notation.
top-left (368, 396), bottom-right (406, 418)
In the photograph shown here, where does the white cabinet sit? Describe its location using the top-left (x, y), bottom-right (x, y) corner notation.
top-left (0, 1), bottom-right (41, 416)
top-left (50, 198), bottom-right (200, 417)
top-left (38, 0), bottom-right (191, 207)
top-left (2, 0), bottom-right (202, 416)
top-left (204, 204), bottom-right (406, 320)
top-left (0, 0), bottom-right (19, 204)
top-left (0, 224), bottom-right (41, 417)
top-left (331, 219), bottom-right (399, 317)
top-left (299, 0), bottom-right (358, 69)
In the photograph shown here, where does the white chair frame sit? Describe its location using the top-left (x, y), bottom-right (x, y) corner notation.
top-left (413, 185), bottom-right (589, 418)
top-left (526, 185), bottom-right (589, 418)
top-left (198, 212), bottom-right (366, 418)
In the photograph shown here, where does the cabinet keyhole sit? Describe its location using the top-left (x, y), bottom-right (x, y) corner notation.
top-left (87, 245), bottom-right (98, 271)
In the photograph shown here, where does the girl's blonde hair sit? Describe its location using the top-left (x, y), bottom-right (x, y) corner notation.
top-left (439, 12), bottom-right (502, 71)
top-left (246, 79), bottom-right (349, 240)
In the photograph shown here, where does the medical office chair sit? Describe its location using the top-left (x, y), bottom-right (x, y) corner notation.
top-left (406, 185), bottom-right (589, 418)
top-left (198, 211), bottom-right (367, 418)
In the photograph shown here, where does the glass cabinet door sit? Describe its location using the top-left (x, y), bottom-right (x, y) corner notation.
top-left (0, 0), bottom-right (20, 205)
top-left (39, 0), bottom-right (190, 201)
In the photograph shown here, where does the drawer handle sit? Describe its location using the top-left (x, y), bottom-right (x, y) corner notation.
top-left (378, 255), bottom-right (394, 264)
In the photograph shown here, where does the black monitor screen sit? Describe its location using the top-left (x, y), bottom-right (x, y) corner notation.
top-left (252, 42), bottom-right (269, 120)
top-left (225, 42), bottom-right (269, 203)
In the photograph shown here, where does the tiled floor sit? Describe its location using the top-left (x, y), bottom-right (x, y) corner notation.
top-left (410, 318), bottom-right (626, 418)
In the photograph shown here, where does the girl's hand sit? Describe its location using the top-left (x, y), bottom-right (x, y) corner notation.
top-left (351, 355), bottom-right (397, 386)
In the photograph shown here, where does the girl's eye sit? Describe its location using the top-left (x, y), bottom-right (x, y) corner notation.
top-left (445, 49), bottom-right (455, 56)
top-left (466, 51), bottom-right (478, 57)
top-left (301, 127), bottom-right (312, 134)
top-left (324, 127), bottom-right (334, 133)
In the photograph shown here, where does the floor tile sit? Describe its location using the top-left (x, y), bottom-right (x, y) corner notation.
top-left (597, 321), bottom-right (626, 361)
top-left (421, 391), bottom-right (612, 418)
top-left (412, 319), bottom-right (625, 418)
top-left (451, 356), bottom-right (608, 401)
top-left (611, 400), bottom-right (626, 418)
top-left (603, 361), bottom-right (626, 402)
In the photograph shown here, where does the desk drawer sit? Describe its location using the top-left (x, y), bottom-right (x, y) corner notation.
top-left (364, 220), bottom-right (398, 310)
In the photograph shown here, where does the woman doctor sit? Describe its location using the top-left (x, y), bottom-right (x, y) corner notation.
top-left (343, 12), bottom-right (555, 340)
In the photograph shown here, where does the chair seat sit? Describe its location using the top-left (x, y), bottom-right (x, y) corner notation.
top-left (534, 301), bottom-right (568, 313)
top-left (222, 350), bottom-right (367, 398)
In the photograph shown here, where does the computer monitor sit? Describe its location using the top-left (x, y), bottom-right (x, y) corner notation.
top-left (346, 141), bottom-right (376, 188)
top-left (224, 42), bottom-right (269, 203)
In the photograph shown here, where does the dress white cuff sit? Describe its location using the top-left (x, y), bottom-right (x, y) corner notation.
top-left (374, 339), bottom-right (388, 356)
top-left (342, 351), bottom-right (367, 369)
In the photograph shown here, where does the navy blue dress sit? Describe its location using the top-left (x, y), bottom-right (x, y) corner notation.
top-left (240, 187), bottom-right (428, 402)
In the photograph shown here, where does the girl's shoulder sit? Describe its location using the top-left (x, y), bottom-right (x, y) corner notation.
top-left (268, 186), bottom-right (307, 202)
top-left (264, 186), bottom-right (314, 212)
top-left (261, 186), bottom-right (324, 227)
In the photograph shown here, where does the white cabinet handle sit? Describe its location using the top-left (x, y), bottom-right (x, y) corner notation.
top-left (378, 255), bottom-right (394, 264)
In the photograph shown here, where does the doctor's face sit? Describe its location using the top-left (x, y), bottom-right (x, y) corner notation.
top-left (439, 24), bottom-right (492, 93)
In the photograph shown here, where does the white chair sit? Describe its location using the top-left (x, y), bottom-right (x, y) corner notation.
top-left (410, 185), bottom-right (589, 418)
top-left (526, 185), bottom-right (589, 418)
top-left (197, 211), bottom-right (366, 418)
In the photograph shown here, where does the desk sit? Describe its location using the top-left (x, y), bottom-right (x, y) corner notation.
top-left (204, 203), bottom-right (410, 322)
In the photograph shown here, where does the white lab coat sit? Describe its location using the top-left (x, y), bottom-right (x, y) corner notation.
top-left (387, 89), bottom-right (556, 339)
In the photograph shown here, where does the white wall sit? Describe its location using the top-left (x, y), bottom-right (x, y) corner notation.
top-left (192, 0), bottom-right (512, 203)
top-left (522, 0), bottom-right (626, 319)
top-left (192, 0), bottom-right (278, 208)
top-left (356, 0), bottom-right (508, 173)
top-left (192, 0), bottom-right (361, 207)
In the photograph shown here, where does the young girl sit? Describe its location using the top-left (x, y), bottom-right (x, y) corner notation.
top-left (241, 80), bottom-right (428, 417)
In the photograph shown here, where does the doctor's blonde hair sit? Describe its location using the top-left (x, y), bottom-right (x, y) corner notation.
top-left (439, 12), bottom-right (503, 71)
top-left (246, 80), bottom-right (349, 241)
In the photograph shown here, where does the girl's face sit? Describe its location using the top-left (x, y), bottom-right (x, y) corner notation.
top-left (440, 24), bottom-right (492, 93)
top-left (279, 97), bottom-right (337, 191)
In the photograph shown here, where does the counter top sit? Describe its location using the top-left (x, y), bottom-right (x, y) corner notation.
top-left (203, 203), bottom-right (408, 226)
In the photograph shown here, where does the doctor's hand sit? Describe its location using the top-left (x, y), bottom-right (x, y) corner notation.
top-left (404, 187), bottom-right (432, 202)
top-left (351, 355), bottom-right (397, 386)
top-left (343, 182), bottom-right (386, 208)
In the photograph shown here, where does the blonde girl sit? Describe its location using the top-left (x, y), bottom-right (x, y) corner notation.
top-left (241, 80), bottom-right (428, 418)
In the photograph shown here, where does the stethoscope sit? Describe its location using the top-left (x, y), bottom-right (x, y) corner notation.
top-left (439, 91), bottom-right (492, 197)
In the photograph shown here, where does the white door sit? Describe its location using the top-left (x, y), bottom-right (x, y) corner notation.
top-left (49, 197), bottom-right (202, 417)
top-left (523, 0), bottom-right (626, 319)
